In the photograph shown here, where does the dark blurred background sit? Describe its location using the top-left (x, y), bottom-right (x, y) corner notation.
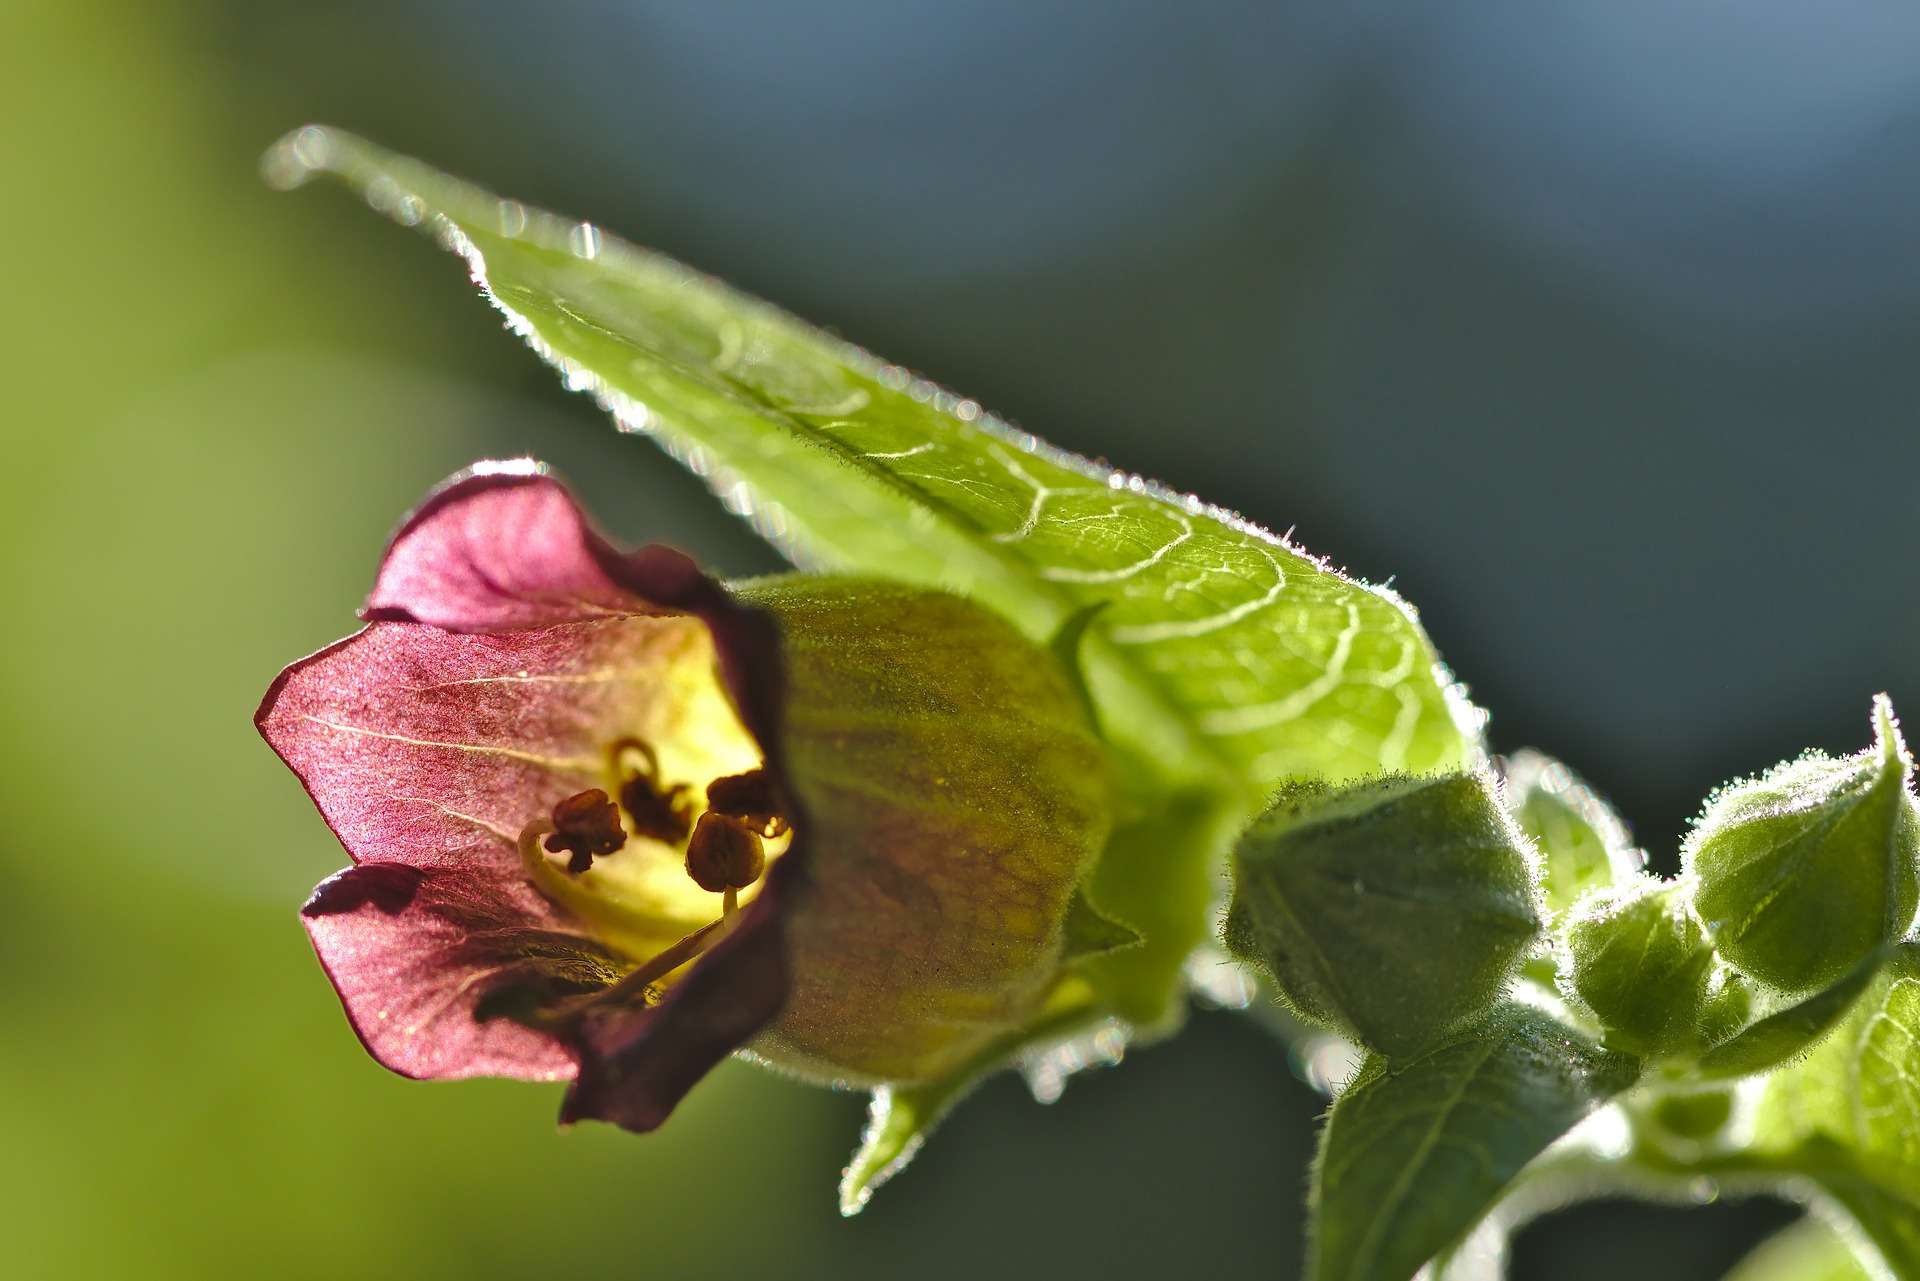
top-left (5, 2), bottom-right (1913, 1276)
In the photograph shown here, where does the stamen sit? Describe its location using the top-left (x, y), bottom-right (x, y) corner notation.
top-left (704, 768), bottom-right (790, 838)
top-left (543, 789), bottom-right (627, 874)
top-left (685, 811), bottom-right (766, 895)
top-left (522, 918), bottom-right (730, 1023)
top-left (607, 735), bottom-right (695, 844)
top-left (602, 918), bottom-right (726, 1002)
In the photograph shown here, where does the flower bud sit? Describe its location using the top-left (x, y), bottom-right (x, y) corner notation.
top-left (1224, 772), bottom-right (1541, 1059)
top-left (1686, 696), bottom-right (1920, 995)
top-left (1562, 876), bottom-right (1714, 1057)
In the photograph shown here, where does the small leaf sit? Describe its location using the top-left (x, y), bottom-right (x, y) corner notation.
top-left (839, 1077), bottom-right (970, 1217)
top-left (1309, 1003), bottom-right (1640, 1281)
top-left (1686, 695), bottom-right (1920, 995)
top-left (836, 989), bottom-right (1119, 1214)
top-left (1504, 749), bottom-right (1642, 915)
top-left (1225, 773), bottom-right (1541, 1059)
top-left (1061, 889), bottom-right (1144, 961)
top-left (1754, 944), bottom-right (1920, 1164)
top-left (1723, 1220), bottom-right (1876, 1281)
top-left (1562, 875), bottom-right (1714, 1057)
top-left (1694, 949), bottom-right (1884, 1080)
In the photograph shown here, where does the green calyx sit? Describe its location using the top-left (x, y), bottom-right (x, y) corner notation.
top-left (734, 577), bottom-right (1119, 1086)
top-left (1224, 772), bottom-right (1542, 1060)
top-left (1686, 695), bottom-right (1920, 996)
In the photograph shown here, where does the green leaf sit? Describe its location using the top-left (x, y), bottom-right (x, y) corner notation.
top-left (1225, 773), bottom-right (1541, 1059)
top-left (836, 990), bottom-right (1121, 1215)
top-left (1562, 875), bottom-right (1713, 1057)
top-left (268, 127), bottom-right (1479, 799)
top-left (1694, 949), bottom-right (1884, 1080)
top-left (1723, 1220), bottom-right (1876, 1281)
top-left (1309, 1003), bottom-right (1639, 1281)
top-left (1504, 749), bottom-right (1641, 915)
top-left (1746, 947), bottom-right (1920, 1279)
top-left (1686, 696), bottom-right (1920, 995)
top-left (1755, 944), bottom-right (1920, 1160)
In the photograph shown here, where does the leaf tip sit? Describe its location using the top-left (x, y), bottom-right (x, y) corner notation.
top-left (838, 1086), bottom-right (925, 1217)
top-left (1869, 692), bottom-right (1910, 777)
top-left (261, 123), bottom-right (350, 191)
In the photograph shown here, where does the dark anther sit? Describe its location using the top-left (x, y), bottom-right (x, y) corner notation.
top-left (704, 768), bottom-right (790, 838)
top-left (685, 811), bottom-right (766, 893)
top-left (544, 789), bottom-right (628, 875)
top-left (610, 736), bottom-right (696, 844)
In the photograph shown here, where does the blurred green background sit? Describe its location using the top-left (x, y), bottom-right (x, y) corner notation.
top-left (6, 2), bottom-right (1916, 1276)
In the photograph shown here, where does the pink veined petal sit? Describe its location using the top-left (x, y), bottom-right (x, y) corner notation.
top-left (363, 463), bottom-right (713, 634)
top-left (300, 864), bottom-right (610, 1081)
top-left (257, 614), bottom-right (710, 877)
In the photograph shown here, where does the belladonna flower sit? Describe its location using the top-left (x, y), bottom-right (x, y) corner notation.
top-left (257, 461), bottom-right (1114, 1131)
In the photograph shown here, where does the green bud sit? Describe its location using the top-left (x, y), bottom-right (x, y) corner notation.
top-left (1504, 749), bottom-right (1643, 915)
top-left (1686, 696), bottom-right (1920, 995)
top-left (1562, 876), bottom-right (1714, 1057)
top-left (1224, 773), bottom-right (1541, 1059)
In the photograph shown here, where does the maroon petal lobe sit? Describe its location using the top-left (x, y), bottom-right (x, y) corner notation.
top-left (560, 881), bottom-right (794, 1130)
top-left (302, 865), bottom-right (622, 1081)
top-left (363, 460), bottom-right (650, 632)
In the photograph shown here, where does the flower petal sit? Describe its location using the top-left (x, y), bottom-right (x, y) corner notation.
top-left (560, 900), bottom-right (792, 1130)
top-left (258, 616), bottom-right (702, 876)
top-left (358, 462), bottom-right (783, 749)
top-left (300, 864), bottom-right (619, 1081)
